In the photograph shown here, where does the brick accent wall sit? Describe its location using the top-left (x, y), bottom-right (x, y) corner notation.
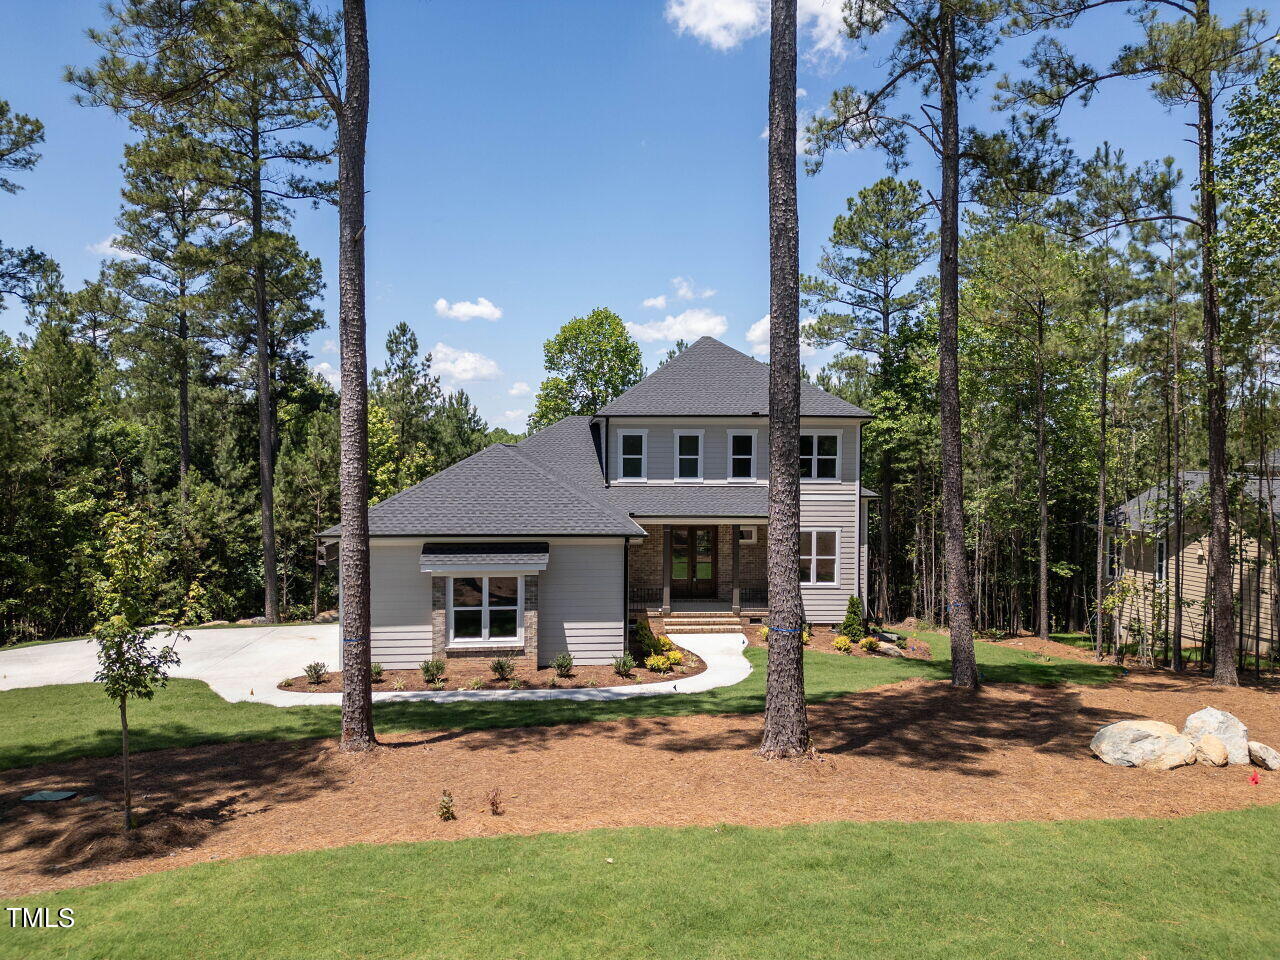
top-left (629, 525), bottom-right (666, 593)
top-left (627, 523), bottom-right (768, 603)
top-left (431, 573), bottom-right (540, 670)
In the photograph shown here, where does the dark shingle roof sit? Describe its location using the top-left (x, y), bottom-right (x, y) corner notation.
top-left (320, 442), bottom-right (643, 538)
top-left (596, 336), bottom-right (871, 418)
top-left (420, 542), bottom-right (549, 566)
top-left (1112, 470), bottom-right (1280, 531)
top-left (603, 484), bottom-right (770, 518)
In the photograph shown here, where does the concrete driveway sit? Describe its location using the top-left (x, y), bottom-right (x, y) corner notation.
top-left (0, 624), bottom-right (338, 705)
top-left (0, 627), bottom-right (753, 708)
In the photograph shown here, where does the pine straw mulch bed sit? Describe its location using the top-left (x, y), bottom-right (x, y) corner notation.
top-left (5, 666), bottom-right (1280, 896)
top-left (281, 651), bottom-right (706, 694)
top-left (743, 623), bottom-right (932, 660)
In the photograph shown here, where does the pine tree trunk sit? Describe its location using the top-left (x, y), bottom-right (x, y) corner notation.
top-left (878, 308), bottom-right (893, 622)
top-left (760, 0), bottom-right (809, 759)
top-left (937, 13), bottom-right (978, 688)
top-left (120, 698), bottom-right (132, 832)
top-left (177, 302), bottom-right (191, 490)
top-left (1095, 309), bottom-right (1109, 660)
top-left (251, 108), bottom-right (280, 624)
top-left (1036, 309), bottom-right (1048, 642)
top-left (338, 0), bottom-right (376, 750)
top-left (1196, 53), bottom-right (1236, 685)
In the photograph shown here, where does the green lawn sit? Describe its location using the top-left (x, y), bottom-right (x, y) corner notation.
top-left (4, 807), bottom-right (1276, 960)
top-left (0, 640), bottom-right (1119, 772)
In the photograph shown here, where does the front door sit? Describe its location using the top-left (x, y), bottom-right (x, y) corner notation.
top-left (671, 526), bottom-right (717, 599)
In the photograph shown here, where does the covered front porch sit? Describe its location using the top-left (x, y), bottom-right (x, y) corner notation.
top-left (627, 521), bottom-right (769, 617)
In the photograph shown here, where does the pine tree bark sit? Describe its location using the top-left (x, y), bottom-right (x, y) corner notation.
top-left (252, 105), bottom-right (280, 624)
top-left (1195, 32), bottom-right (1236, 685)
top-left (177, 302), bottom-right (191, 489)
top-left (1036, 305), bottom-right (1048, 642)
top-left (760, 0), bottom-right (809, 759)
top-left (337, 0), bottom-right (376, 750)
top-left (1094, 308), bottom-right (1109, 660)
top-left (937, 13), bottom-right (978, 688)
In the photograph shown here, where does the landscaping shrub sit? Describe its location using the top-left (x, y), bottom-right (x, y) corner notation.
top-left (645, 653), bottom-right (673, 673)
top-left (635, 618), bottom-right (656, 649)
top-left (370, 662), bottom-right (384, 682)
top-left (437, 790), bottom-right (457, 821)
top-left (801, 626), bottom-right (812, 645)
top-left (392, 678), bottom-right (407, 691)
top-left (613, 653), bottom-right (636, 677)
top-left (552, 652), bottom-right (574, 678)
top-left (430, 679), bottom-right (446, 691)
top-left (832, 636), bottom-right (854, 654)
top-left (658, 634), bottom-right (674, 652)
top-left (464, 678), bottom-right (484, 690)
top-left (507, 679), bottom-right (524, 690)
top-left (841, 595), bottom-right (866, 640)
top-left (280, 677), bottom-right (294, 688)
top-left (665, 648), bottom-right (684, 667)
top-left (490, 658), bottom-right (516, 681)
top-left (858, 637), bottom-right (879, 653)
top-left (303, 662), bottom-right (327, 685)
top-left (420, 659), bottom-right (445, 683)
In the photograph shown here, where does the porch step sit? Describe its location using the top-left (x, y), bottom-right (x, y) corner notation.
top-left (662, 622), bottom-right (744, 634)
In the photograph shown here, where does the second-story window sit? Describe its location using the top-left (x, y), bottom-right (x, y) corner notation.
top-left (800, 433), bottom-right (839, 480)
top-left (618, 430), bottom-right (646, 480)
top-left (675, 430), bottom-right (703, 480)
top-left (1155, 538), bottom-right (1167, 582)
top-left (728, 430), bottom-right (756, 480)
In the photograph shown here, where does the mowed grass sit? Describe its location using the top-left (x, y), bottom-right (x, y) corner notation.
top-left (0, 639), bottom-right (1119, 772)
top-left (4, 807), bottom-right (1277, 960)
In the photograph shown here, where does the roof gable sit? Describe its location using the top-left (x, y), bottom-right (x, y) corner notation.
top-left (596, 336), bottom-right (871, 418)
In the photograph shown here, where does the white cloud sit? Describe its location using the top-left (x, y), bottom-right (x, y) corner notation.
top-left (503, 409), bottom-right (528, 424)
top-left (87, 234), bottom-right (139, 260)
top-left (434, 296), bottom-right (503, 322)
top-left (627, 307), bottom-right (728, 343)
top-left (672, 275), bottom-right (716, 300)
top-left (322, 339), bottom-right (338, 354)
top-left (313, 361), bottom-right (341, 389)
top-left (432, 342), bottom-right (501, 382)
top-left (665, 0), bottom-right (848, 61)
top-left (507, 381), bottom-right (531, 397)
top-left (797, 87), bottom-right (808, 99)
top-left (746, 314), bottom-right (818, 358)
top-left (642, 294), bottom-right (668, 310)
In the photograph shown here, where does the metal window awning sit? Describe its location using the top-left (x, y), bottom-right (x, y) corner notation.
top-left (419, 541), bottom-right (550, 574)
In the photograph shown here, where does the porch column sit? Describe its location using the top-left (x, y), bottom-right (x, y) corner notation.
top-left (731, 524), bottom-right (741, 615)
top-left (661, 524), bottom-right (672, 616)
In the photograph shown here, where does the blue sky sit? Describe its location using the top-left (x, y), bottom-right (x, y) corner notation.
top-left (1, 0), bottom-right (1262, 430)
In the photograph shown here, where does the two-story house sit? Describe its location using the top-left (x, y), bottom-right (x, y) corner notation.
top-left (321, 336), bottom-right (874, 670)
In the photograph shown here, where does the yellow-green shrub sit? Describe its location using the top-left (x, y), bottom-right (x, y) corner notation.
top-left (832, 635), bottom-right (854, 654)
top-left (858, 636), bottom-right (879, 653)
top-left (644, 653), bottom-right (673, 673)
top-left (658, 634), bottom-right (674, 652)
top-left (665, 648), bottom-right (684, 666)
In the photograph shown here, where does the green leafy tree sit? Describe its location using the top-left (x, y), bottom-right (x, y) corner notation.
top-left (529, 308), bottom-right (643, 430)
top-left (92, 500), bottom-right (183, 831)
top-left (370, 322), bottom-right (441, 489)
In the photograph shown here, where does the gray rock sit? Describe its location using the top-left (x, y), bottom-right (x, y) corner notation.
top-left (201, 620), bottom-right (230, 627)
top-left (1248, 741), bottom-right (1280, 771)
top-left (1183, 707), bottom-right (1250, 765)
top-left (1091, 720), bottom-right (1197, 770)
top-left (874, 641), bottom-right (906, 658)
top-left (1195, 733), bottom-right (1229, 767)
top-left (315, 610), bottom-right (339, 624)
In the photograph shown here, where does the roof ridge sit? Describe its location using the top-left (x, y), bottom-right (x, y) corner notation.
top-left (502, 443), bottom-right (643, 533)
top-left (363, 443), bottom-right (505, 513)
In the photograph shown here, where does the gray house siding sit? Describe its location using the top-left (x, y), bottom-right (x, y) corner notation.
top-left (538, 540), bottom-right (627, 665)
top-left (608, 418), bottom-right (861, 485)
top-left (363, 537), bottom-right (627, 670)
top-left (798, 488), bottom-right (860, 624)
top-left (369, 540), bottom-right (435, 668)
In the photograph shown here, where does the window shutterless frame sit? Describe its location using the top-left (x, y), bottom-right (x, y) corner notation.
top-left (799, 529), bottom-right (839, 585)
top-left (726, 429), bottom-right (757, 481)
top-left (616, 428), bottom-right (647, 481)
top-left (799, 432), bottom-right (841, 481)
top-left (1155, 538), bottom-right (1167, 583)
top-left (447, 574), bottom-right (523, 646)
top-left (673, 429), bottom-right (704, 482)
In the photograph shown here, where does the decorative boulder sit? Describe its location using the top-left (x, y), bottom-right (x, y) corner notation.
top-left (1091, 720), bottom-right (1197, 770)
top-left (315, 610), bottom-right (339, 624)
top-left (201, 620), bottom-right (230, 627)
top-left (1183, 707), bottom-right (1250, 765)
top-left (1195, 733), bottom-right (1229, 767)
top-left (1248, 741), bottom-right (1280, 771)
top-left (874, 641), bottom-right (906, 658)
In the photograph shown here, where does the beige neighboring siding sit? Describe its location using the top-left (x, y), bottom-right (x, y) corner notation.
top-left (799, 487), bottom-right (859, 624)
top-left (538, 539), bottom-right (626, 665)
top-left (369, 539), bottom-right (434, 668)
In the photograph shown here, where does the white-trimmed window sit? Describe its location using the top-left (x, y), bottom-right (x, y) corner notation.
top-left (738, 525), bottom-right (758, 544)
top-left (617, 429), bottom-right (647, 481)
top-left (1154, 538), bottom-right (1167, 582)
top-left (800, 432), bottom-right (840, 481)
top-left (800, 530), bottom-right (838, 585)
top-left (674, 430), bottom-right (703, 481)
top-left (727, 430), bottom-right (757, 481)
top-left (449, 575), bottom-right (522, 646)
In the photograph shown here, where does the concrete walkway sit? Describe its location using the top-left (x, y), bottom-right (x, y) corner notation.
top-left (0, 626), bottom-right (752, 707)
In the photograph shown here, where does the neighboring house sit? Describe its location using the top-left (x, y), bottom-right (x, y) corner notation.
top-left (320, 336), bottom-right (875, 670)
top-left (1105, 463), bottom-right (1280, 658)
